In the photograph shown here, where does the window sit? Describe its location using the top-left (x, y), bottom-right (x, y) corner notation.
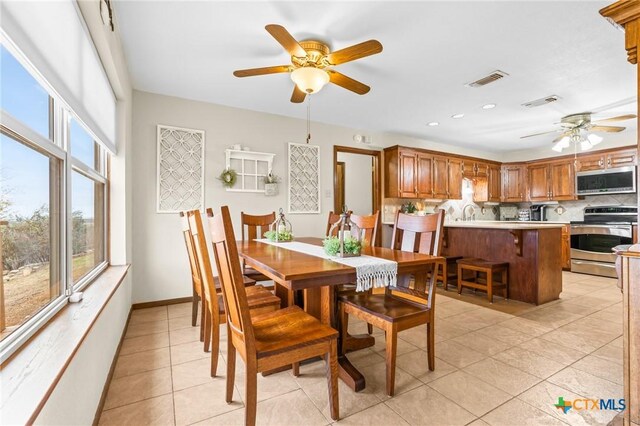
top-left (0, 41), bottom-right (109, 356)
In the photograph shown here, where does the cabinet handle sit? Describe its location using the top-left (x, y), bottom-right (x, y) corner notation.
top-left (607, 158), bottom-right (611, 167)
top-left (415, 186), bottom-right (418, 194)
top-left (599, 159), bottom-right (604, 167)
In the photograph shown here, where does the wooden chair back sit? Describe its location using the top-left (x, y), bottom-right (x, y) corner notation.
top-left (350, 211), bottom-right (380, 248)
top-left (186, 210), bottom-right (219, 319)
top-left (180, 211), bottom-right (203, 299)
top-left (241, 211), bottom-right (276, 241)
top-left (326, 210), bottom-right (355, 237)
top-left (207, 207), bottom-right (255, 353)
top-left (389, 210), bottom-right (445, 307)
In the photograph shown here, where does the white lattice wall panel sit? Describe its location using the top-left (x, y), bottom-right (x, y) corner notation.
top-left (156, 125), bottom-right (205, 213)
top-left (288, 143), bottom-right (320, 214)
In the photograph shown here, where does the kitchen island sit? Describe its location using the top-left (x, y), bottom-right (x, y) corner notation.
top-left (443, 221), bottom-right (563, 305)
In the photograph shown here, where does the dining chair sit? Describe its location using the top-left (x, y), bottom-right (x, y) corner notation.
top-left (325, 210), bottom-right (354, 237)
top-left (186, 209), bottom-right (280, 377)
top-left (180, 212), bottom-right (207, 344)
top-left (207, 206), bottom-right (339, 426)
top-left (338, 210), bottom-right (445, 396)
top-left (241, 211), bottom-right (276, 282)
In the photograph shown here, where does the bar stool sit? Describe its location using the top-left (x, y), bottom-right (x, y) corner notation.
top-left (437, 256), bottom-right (463, 291)
top-left (456, 258), bottom-right (509, 303)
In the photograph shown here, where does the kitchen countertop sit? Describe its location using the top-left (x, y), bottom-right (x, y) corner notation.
top-left (382, 220), bottom-right (568, 228)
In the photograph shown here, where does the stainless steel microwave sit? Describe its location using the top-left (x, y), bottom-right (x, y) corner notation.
top-left (575, 166), bottom-right (636, 195)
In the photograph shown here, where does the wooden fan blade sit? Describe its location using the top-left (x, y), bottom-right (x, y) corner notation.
top-left (233, 65), bottom-right (291, 77)
top-left (593, 114), bottom-right (636, 123)
top-left (590, 125), bottom-right (625, 133)
top-left (327, 70), bottom-right (370, 95)
top-left (325, 40), bottom-right (383, 65)
top-left (520, 129), bottom-right (561, 139)
top-left (291, 85), bottom-right (306, 103)
top-left (265, 24), bottom-right (307, 57)
top-left (552, 132), bottom-right (570, 143)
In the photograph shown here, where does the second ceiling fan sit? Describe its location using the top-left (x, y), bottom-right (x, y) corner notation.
top-left (233, 24), bottom-right (383, 103)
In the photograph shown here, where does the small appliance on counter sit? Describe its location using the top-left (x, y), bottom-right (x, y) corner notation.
top-left (517, 209), bottom-right (531, 221)
top-left (530, 204), bottom-right (548, 221)
top-left (499, 205), bottom-right (518, 221)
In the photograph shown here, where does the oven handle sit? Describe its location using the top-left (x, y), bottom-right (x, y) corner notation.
top-left (570, 224), bottom-right (633, 237)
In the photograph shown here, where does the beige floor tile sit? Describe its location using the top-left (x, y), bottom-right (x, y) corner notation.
top-left (463, 358), bottom-right (541, 396)
top-left (358, 361), bottom-right (423, 400)
top-left (99, 394), bottom-right (174, 426)
top-left (428, 371), bottom-right (511, 417)
top-left (436, 301), bottom-right (482, 318)
top-left (130, 307), bottom-right (169, 325)
top-left (173, 379), bottom-right (243, 426)
top-left (303, 373), bottom-right (381, 421)
top-left (587, 309), bottom-right (623, 323)
top-left (451, 332), bottom-right (512, 356)
top-left (475, 324), bottom-right (533, 346)
top-left (114, 347), bottom-right (171, 379)
top-left (169, 326), bottom-right (202, 346)
top-left (234, 369), bottom-right (300, 403)
top-left (547, 367), bottom-right (623, 400)
top-left (385, 385), bottom-right (476, 426)
top-left (120, 332), bottom-right (170, 356)
top-left (491, 346), bottom-right (565, 379)
top-left (518, 338), bottom-right (586, 365)
top-left (172, 357), bottom-right (221, 391)
top-left (337, 403), bottom-right (408, 425)
top-left (194, 389), bottom-right (327, 426)
top-left (169, 315), bottom-right (196, 331)
top-left (518, 380), bottom-right (619, 426)
top-left (446, 310), bottom-right (512, 331)
top-left (395, 350), bottom-right (457, 383)
top-left (468, 419), bottom-right (490, 426)
top-left (571, 315), bottom-right (623, 335)
top-left (373, 334), bottom-right (420, 356)
top-left (435, 341), bottom-right (487, 368)
top-left (170, 340), bottom-right (210, 365)
top-left (591, 342), bottom-right (623, 366)
top-left (104, 367), bottom-right (173, 410)
top-left (497, 317), bottom-right (554, 337)
top-left (571, 354), bottom-right (623, 386)
top-left (518, 308), bottom-right (583, 329)
top-left (540, 325), bottom-right (619, 354)
top-left (168, 302), bottom-right (194, 319)
top-left (347, 348), bottom-right (385, 370)
top-left (541, 301), bottom-right (600, 317)
top-left (481, 398), bottom-right (565, 425)
top-left (563, 295), bottom-right (618, 310)
top-left (125, 320), bottom-right (169, 339)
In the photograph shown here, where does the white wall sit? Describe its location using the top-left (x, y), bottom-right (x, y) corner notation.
top-left (131, 90), bottom-right (499, 303)
top-left (34, 1), bottom-right (134, 423)
top-left (337, 152), bottom-right (374, 215)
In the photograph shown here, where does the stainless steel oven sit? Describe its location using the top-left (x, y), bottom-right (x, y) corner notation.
top-left (570, 206), bottom-right (637, 278)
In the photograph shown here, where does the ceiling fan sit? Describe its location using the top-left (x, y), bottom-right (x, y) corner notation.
top-left (520, 112), bottom-right (636, 152)
top-left (233, 24), bottom-right (383, 103)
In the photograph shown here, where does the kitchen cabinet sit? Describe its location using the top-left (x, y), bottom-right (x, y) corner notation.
top-left (576, 154), bottom-right (606, 172)
top-left (488, 164), bottom-right (501, 202)
top-left (527, 160), bottom-right (575, 201)
top-left (461, 159), bottom-right (476, 179)
top-left (607, 149), bottom-right (637, 168)
top-left (561, 224), bottom-right (571, 270)
top-left (502, 164), bottom-right (526, 202)
top-left (384, 147), bottom-right (433, 198)
top-left (448, 158), bottom-right (463, 199)
top-left (576, 148), bottom-right (637, 171)
top-left (398, 150), bottom-right (418, 198)
top-left (432, 155), bottom-right (449, 199)
top-left (416, 153), bottom-right (433, 198)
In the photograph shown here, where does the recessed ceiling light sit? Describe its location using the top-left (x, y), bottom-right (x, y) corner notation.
top-left (427, 121), bottom-right (439, 126)
top-left (482, 103), bottom-right (496, 109)
top-left (451, 113), bottom-right (465, 119)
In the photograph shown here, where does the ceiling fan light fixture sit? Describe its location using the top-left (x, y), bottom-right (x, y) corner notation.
top-left (291, 67), bottom-right (329, 94)
top-left (552, 141), bottom-right (565, 153)
top-left (581, 139), bottom-right (593, 151)
top-left (587, 133), bottom-right (603, 146)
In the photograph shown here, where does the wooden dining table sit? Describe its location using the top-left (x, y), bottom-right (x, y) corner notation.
top-left (237, 237), bottom-right (444, 392)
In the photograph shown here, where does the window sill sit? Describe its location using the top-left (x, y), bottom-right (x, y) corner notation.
top-left (0, 265), bottom-right (130, 425)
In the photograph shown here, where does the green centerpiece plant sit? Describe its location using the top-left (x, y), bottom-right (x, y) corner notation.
top-left (264, 229), bottom-right (293, 242)
top-left (323, 235), bottom-right (362, 257)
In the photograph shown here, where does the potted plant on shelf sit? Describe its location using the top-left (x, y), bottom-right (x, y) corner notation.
top-left (264, 172), bottom-right (279, 196)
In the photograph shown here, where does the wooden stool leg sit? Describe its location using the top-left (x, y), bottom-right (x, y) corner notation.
top-left (442, 261), bottom-right (448, 291)
top-left (292, 362), bottom-right (300, 376)
top-left (385, 326), bottom-right (398, 396)
top-left (487, 271), bottom-right (493, 304)
top-left (326, 339), bottom-right (340, 421)
top-left (226, 327), bottom-right (236, 403)
top-left (367, 323), bottom-right (373, 335)
top-left (457, 265), bottom-right (463, 294)
top-left (245, 362), bottom-right (258, 426)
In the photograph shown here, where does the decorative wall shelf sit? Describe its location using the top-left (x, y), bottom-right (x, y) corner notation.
top-left (225, 149), bottom-right (275, 193)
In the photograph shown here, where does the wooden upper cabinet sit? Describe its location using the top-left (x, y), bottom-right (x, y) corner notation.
top-left (475, 162), bottom-right (489, 178)
top-left (502, 165), bottom-right (526, 202)
top-left (416, 153), bottom-right (434, 198)
top-left (448, 158), bottom-right (463, 199)
top-left (432, 155), bottom-right (449, 199)
top-left (607, 149), bottom-right (637, 168)
top-left (488, 164), bottom-right (501, 202)
top-left (528, 163), bottom-right (550, 201)
top-left (398, 150), bottom-right (418, 198)
top-left (549, 161), bottom-right (576, 200)
top-left (577, 154), bottom-right (605, 172)
top-left (461, 159), bottom-right (476, 179)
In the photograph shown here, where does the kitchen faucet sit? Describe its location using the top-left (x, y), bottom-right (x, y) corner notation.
top-left (462, 204), bottom-right (476, 221)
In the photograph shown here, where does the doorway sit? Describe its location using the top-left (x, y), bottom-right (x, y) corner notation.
top-left (333, 146), bottom-right (382, 244)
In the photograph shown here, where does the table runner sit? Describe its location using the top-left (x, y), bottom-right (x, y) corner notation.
top-left (256, 239), bottom-right (397, 292)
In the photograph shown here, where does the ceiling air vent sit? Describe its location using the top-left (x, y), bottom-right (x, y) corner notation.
top-left (522, 95), bottom-right (561, 108)
top-left (465, 70), bottom-right (509, 88)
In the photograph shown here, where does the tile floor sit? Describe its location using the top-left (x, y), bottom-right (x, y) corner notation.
top-left (99, 272), bottom-right (624, 425)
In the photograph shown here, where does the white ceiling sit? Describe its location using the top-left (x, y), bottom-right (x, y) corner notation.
top-left (114, 1), bottom-right (637, 153)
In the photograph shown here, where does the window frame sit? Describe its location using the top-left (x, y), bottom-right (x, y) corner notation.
top-left (0, 37), bottom-right (110, 363)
